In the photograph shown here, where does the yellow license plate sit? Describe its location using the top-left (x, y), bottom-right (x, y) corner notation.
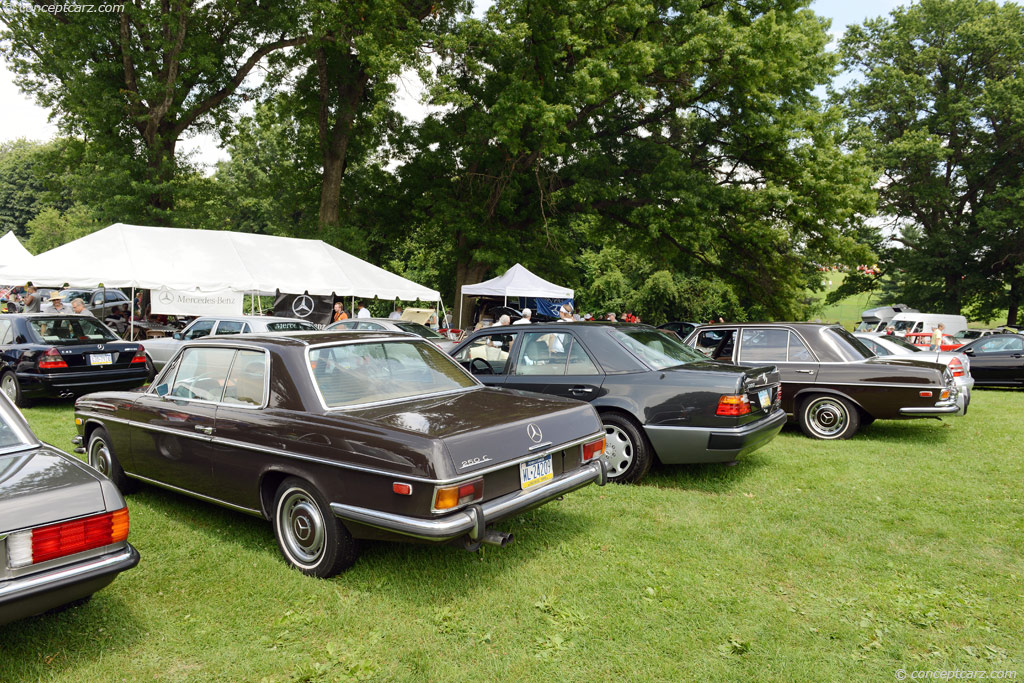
top-left (520, 454), bottom-right (553, 490)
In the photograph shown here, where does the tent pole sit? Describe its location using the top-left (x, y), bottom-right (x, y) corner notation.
top-left (129, 286), bottom-right (135, 341)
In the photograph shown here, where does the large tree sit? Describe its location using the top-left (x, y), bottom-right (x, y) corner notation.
top-left (0, 0), bottom-right (309, 218)
top-left (395, 0), bottom-right (876, 324)
top-left (837, 0), bottom-right (1024, 323)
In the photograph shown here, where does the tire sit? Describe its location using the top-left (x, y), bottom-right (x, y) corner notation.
top-left (272, 477), bottom-right (359, 578)
top-left (798, 394), bottom-right (860, 440)
top-left (87, 427), bottom-right (137, 493)
top-left (1, 371), bottom-right (25, 407)
top-left (145, 356), bottom-right (156, 383)
top-left (601, 413), bottom-right (653, 484)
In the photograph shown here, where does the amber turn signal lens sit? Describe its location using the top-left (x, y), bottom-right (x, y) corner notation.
top-left (433, 478), bottom-right (483, 511)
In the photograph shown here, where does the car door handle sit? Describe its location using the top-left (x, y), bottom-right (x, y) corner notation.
top-left (194, 425), bottom-right (214, 435)
top-left (794, 369), bottom-right (815, 374)
top-left (1013, 354), bottom-right (1022, 358)
top-left (569, 386), bottom-right (594, 394)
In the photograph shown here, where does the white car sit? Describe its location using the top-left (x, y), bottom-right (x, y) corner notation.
top-left (144, 315), bottom-right (317, 371)
top-left (853, 333), bottom-right (974, 411)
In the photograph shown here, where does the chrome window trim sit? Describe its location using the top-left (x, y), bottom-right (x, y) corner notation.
top-left (303, 338), bottom-right (481, 412)
top-left (146, 343), bottom-right (270, 410)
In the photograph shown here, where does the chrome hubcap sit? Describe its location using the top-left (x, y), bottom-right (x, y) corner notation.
top-left (278, 489), bottom-right (325, 566)
top-left (809, 400), bottom-right (847, 437)
top-left (89, 439), bottom-right (112, 477)
top-left (1, 375), bottom-right (15, 401)
top-left (603, 424), bottom-right (634, 478)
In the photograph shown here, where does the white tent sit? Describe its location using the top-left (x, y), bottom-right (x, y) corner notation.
top-left (0, 223), bottom-right (440, 301)
top-left (459, 263), bottom-right (573, 325)
top-left (0, 230), bottom-right (33, 270)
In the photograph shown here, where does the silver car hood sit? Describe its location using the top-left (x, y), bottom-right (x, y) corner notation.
top-left (0, 446), bottom-right (107, 533)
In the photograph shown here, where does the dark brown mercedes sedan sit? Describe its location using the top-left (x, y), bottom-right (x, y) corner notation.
top-left (72, 332), bottom-right (607, 578)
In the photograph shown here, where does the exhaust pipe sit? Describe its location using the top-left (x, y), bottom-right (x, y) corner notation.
top-left (481, 529), bottom-right (514, 547)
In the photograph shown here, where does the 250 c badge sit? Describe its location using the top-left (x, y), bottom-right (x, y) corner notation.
top-left (461, 456), bottom-right (492, 469)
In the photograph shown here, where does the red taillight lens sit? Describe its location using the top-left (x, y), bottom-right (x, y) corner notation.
top-left (948, 357), bottom-right (964, 377)
top-left (38, 347), bottom-right (68, 369)
top-left (716, 394), bottom-right (751, 416)
top-left (30, 507), bottom-right (129, 564)
top-left (582, 437), bottom-right (606, 462)
top-left (433, 478), bottom-right (484, 511)
top-left (393, 482), bottom-right (413, 495)
top-left (130, 344), bottom-right (147, 364)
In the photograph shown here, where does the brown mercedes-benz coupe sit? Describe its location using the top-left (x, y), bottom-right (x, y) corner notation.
top-left (73, 332), bottom-right (607, 578)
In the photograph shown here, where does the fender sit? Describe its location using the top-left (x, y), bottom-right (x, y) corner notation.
top-left (790, 386), bottom-right (870, 416)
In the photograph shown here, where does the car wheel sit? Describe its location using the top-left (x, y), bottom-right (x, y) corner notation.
top-left (87, 427), bottom-right (137, 493)
top-left (601, 413), bottom-right (653, 484)
top-left (798, 394), bottom-right (860, 440)
top-left (145, 356), bottom-right (156, 383)
top-left (1, 371), bottom-right (25, 407)
top-left (273, 477), bottom-right (359, 578)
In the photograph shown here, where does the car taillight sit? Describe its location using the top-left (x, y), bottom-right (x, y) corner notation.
top-left (37, 347), bottom-right (68, 369)
top-left (433, 478), bottom-right (483, 512)
top-left (948, 357), bottom-right (965, 377)
top-left (716, 394), bottom-right (751, 416)
top-left (6, 508), bottom-right (129, 568)
top-left (582, 437), bottom-right (606, 463)
top-left (130, 344), bottom-right (147, 364)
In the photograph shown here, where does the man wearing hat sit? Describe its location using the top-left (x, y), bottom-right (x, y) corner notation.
top-left (43, 291), bottom-right (67, 313)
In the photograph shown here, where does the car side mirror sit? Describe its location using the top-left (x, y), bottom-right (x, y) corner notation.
top-left (155, 383), bottom-right (170, 396)
top-left (173, 332), bottom-right (183, 340)
top-left (963, 348), bottom-right (974, 356)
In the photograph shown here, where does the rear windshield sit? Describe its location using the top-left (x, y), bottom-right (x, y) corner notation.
top-left (29, 317), bottom-right (118, 344)
top-left (265, 321), bottom-right (317, 332)
top-left (394, 322), bottom-right (444, 339)
top-left (611, 328), bottom-right (708, 369)
top-left (308, 340), bottom-right (476, 408)
top-left (0, 396), bottom-right (35, 452)
top-left (886, 336), bottom-right (922, 352)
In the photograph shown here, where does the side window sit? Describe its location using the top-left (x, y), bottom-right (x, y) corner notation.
top-left (241, 323), bottom-right (251, 333)
top-left (184, 319), bottom-right (216, 340)
top-left (514, 332), bottom-right (572, 376)
top-left (566, 339), bottom-right (600, 375)
top-left (454, 333), bottom-right (518, 375)
top-left (357, 322), bottom-right (383, 331)
top-left (215, 321), bottom-right (245, 336)
top-left (788, 333), bottom-right (815, 361)
top-left (91, 293), bottom-right (103, 306)
top-left (739, 329), bottom-right (788, 362)
top-left (0, 320), bottom-right (11, 345)
top-left (694, 329), bottom-right (733, 358)
top-left (222, 350), bottom-right (267, 406)
top-left (169, 348), bottom-right (236, 401)
top-left (105, 291), bottom-right (125, 303)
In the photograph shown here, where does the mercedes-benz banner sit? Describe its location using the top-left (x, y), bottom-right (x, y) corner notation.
top-left (150, 287), bottom-right (244, 316)
top-left (273, 291), bottom-right (335, 325)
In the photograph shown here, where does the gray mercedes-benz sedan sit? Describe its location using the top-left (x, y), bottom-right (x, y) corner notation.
top-left (0, 392), bottom-right (138, 625)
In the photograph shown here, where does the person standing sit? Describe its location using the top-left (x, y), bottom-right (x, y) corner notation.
top-left (71, 298), bottom-right (95, 316)
top-left (332, 302), bottom-right (348, 322)
top-left (557, 303), bottom-right (574, 321)
top-left (930, 323), bottom-right (945, 351)
top-left (388, 306), bottom-right (403, 320)
top-left (356, 302), bottom-right (371, 319)
top-left (23, 284), bottom-right (40, 313)
top-left (496, 314), bottom-right (511, 326)
top-left (512, 308), bottom-right (532, 325)
top-left (45, 292), bottom-right (67, 313)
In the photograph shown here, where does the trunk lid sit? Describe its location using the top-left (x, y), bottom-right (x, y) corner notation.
top-left (349, 387), bottom-right (602, 475)
top-left (0, 446), bottom-right (106, 532)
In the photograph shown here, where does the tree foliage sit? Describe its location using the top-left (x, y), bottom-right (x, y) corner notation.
top-left (837, 0), bottom-right (1024, 323)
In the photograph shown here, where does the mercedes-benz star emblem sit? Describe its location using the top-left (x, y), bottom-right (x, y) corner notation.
top-left (526, 423), bottom-right (543, 443)
top-left (158, 288), bottom-right (175, 305)
top-left (292, 295), bottom-right (315, 318)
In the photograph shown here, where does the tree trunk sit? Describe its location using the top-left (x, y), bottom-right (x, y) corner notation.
top-left (453, 232), bottom-right (489, 329)
top-left (316, 48), bottom-right (368, 232)
top-left (145, 135), bottom-right (178, 216)
top-left (1008, 277), bottom-right (1020, 326)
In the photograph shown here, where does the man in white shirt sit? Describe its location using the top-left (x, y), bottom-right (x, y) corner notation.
top-left (356, 303), bottom-right (371, 319)
top-left (70, 298), bottom-right (95, 316)
top-left (388, 306), bottom-right (403, 320)
top-left (512, 308), bottom-right (532, 325)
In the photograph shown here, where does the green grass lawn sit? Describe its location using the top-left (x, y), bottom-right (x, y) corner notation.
top-left (4, 395), bottom-right (1023, 681)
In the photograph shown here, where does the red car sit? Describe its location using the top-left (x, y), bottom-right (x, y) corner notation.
top-left (904, 332), bottom-right (965, 352)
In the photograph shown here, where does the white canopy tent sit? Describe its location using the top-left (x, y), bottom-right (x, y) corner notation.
top-left (0, 223), bottom-right (440, 301)
top-left (0, 230), bottom-right (33, 270)
top-left (459, 263), bottom-right (574, 326)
